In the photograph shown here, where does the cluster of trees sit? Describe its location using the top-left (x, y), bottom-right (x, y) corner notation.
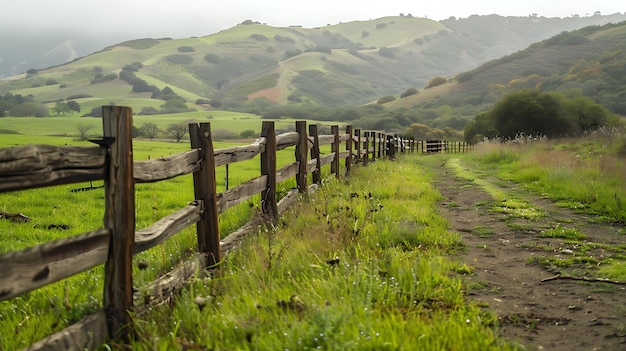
top-left (463, 90), bottom-right (619, 141)
top-left (51, 100), bottom-right (80, 116)
top-left (0, 93), bottom-right (48, 117)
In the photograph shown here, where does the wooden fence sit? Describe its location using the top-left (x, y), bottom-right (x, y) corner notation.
top-left (417, 140), bottom-right (475, 154)
top-left (0, 106), bottom-right (414, 350)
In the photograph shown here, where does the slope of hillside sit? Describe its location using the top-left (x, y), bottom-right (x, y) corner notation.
top-left (2, 14), bottom-right (626, 114)
top-left (389, 20), bottom-right (626, 122)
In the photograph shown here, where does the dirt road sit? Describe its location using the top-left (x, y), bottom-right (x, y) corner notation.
top-left (432, 158), bottom-right (626, 350)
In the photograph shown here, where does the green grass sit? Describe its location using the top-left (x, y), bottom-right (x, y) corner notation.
top-left (0, 123), bottom-right (325, 349)
top-left (539, 226), bottom-right (586, 240)
top-left (124, 158), bottom-right (512, 350)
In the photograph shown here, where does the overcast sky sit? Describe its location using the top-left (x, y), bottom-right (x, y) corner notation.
top-left (2, 0), bottom-right (624, 42)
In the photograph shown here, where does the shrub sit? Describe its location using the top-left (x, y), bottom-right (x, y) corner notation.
top-left (204, 53), bottom-right (221, 64)
top-left (195, 99), bottom-right (212, 105)
top-left (122, 62), bottom-right (143, 72)
top-left (274, 35), bottom-right (295, 44)
top-left (425, 76), bottom-right (447, 89)
top-left (250, 34), bottom-right (268, 41)
top-left (376, 23), bottom-right (387, 29)
top-left (378, 47), bottom-right (395, 58)
top-left (287, 94), bottom-right (302, 102)
top-left (377, 95), bottom-right (396, 104)
top-left (240, 129), bottom-right (256, 138)
top-left (400, 88), bottom-right (418, 98)
top-left (177, 45), bottom-right (195, 52)
top-left (46, 79), bottom-right (58, 85)
top-left (166, 54), bottom-right (193, 64)
top-left (67, 94), bottom-right (92, 100)
top-left (90, 73), bottom-right (117, 84)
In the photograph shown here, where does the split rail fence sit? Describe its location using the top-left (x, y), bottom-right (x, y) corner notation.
top-left (0, 106), bottom-right (416, 350)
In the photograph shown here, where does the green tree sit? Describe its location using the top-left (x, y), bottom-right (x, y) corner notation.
top-left (165, 123), bottom-right (187, 142)
top-left (52, 101), bottom-right (71, 116)
top-left (404, 123), bottom-right (431, 140)
top-left (140, 122), bottom-right (160, 140)
top-left (425, 76), bottom-right (447, 89)
top-left (67, 100), bottom-right (80, 113)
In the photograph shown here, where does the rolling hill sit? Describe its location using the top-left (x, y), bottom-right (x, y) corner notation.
top-left (2, 13), bottom-right (626, 116)
top-left (384, 19), bottom-right (626, 131)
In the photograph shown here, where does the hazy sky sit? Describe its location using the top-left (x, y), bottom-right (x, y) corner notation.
top-left (2, 0), bottom-right (624, 42)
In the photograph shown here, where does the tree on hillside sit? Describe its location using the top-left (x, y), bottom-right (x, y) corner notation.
top-left (67, 100), bottom-right (80, 113)
top-left (52, 101), bottom-right (71, 116)
top-left (77, 124), bottom-right (94, 140)
top-left (463, 90), bottom-right (617, 141)
top-left (404, 123), bottom-right (431, 140)
top-left (140, 122), bottom-right (160, 140)
top-left (165, 123), bottom-right (187, 142)
top-left (425, 76), bottom-right (447, 89)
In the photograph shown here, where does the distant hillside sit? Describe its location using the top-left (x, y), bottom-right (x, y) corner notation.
top-left (385, 20), bottom-right (626, 131)
top-left (2, 13), bottom-right (626, 116)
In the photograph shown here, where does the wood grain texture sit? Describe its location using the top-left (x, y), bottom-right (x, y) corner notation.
top-left (214, 139), bottom-right (265, 166)
top-left (134, 201), bottom-right (203, 253)
top-left (0, 145), bottom-right (106, 192)
top-left (0, 228), bottom-right (110, 301)
top-left (217, 175), bottom-right (267, 213)
top-left (23, 310), bottom-right (108, 351)
top-left (276, 162), bottom-right (298, 184)
top-left (134, 150), bottom-right (201, 183)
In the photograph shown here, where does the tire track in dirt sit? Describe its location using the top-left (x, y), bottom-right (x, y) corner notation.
top-left (431, 160), bottom-right (626, 351)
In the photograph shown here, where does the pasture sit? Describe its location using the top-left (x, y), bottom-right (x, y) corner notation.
top-left (1, 114), bottom-right (626, 350)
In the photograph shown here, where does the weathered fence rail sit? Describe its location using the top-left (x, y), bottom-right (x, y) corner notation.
top-left (0, 106), bottom-right (415, 351)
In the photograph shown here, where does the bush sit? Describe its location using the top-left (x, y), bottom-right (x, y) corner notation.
top-left (378, 47), bottom-right (395, 58)
top-left (204, 53), bottom-right (221, 64)
top-left (46, 79), bottom-right (58, 85)
top-left (377, 95), bottom-right (396, 104)
top-left (425, 76), bottom-right (447, 89)
top-left (166, 54), bottom-right (193, 64)
top-left (195, 99), bottom-right (212, 105)
top-left (283, 49), bottom-right (303, 59)
top-left (122, 62), bottom-right (143, 72)
top-left (177, 46), bottom-right (195, 52)
top-left (376, 23), bottom-right (387, 29)
top-left (400, 88), bottom-right (418, 98)
top-left (240, 129), bottom-right (256, 138)
top-left (90, 73), bottom-right (117, 84)
top-left (67, 94), bottom-right (92, 100)
top-left (250, 34), bottom-right (268, 41)
top-left (274, 35), bottom-right (295, 44)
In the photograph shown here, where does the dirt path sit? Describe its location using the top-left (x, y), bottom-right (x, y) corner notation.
top-left (431, 159), bottom-right (626, 351)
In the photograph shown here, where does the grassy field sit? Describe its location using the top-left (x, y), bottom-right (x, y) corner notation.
top-left (126, 158), bottom-right (514, 351)
top-left (2, 121), bottom-right (626, 349)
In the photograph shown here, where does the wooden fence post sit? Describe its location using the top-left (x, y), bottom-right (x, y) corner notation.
top-left (189, 123), bottom-right (220, 267)
top-left (355, 129), bottom-right (361, 163)
top-left (370, 131), bottom-right (376, 162)
top-left (363, 132), bottom-right (369, 166)
top-left (101, 106), bottom-right (135, 343)
top-left (331, 125), bottom-right (340, 178)
top-left (345, 125), bottom-right (353, 176)
top-left (295, 121), bottom-right (308, 193)
top-left (309, 124), bottom-right (321, 185)
top-left (261, 122), bottom-right (277, 221)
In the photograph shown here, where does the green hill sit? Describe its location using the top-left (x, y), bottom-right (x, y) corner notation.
top-left (383, 20), bottom-right (626, 132)
top-left (2, 14), bottom-right (626, 120)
